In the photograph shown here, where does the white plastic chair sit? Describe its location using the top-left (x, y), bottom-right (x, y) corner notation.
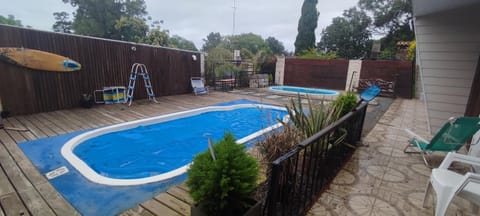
top-left (423, 152), bottom-right (480, 216)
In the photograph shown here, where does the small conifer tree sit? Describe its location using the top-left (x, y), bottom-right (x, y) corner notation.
top-left (186, 132), bottom-right (259, 216)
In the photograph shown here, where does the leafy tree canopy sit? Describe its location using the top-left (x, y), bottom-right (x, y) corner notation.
top-left (358, 0), bottom-right (414, 55)
top-left (223, 33), bottom-right (269, 55)
top-left (266, 37), bottom-right (286, 55)
top-left (0, 14), bottom-right (24, 27)
top-left (55, 0), bottom-right (196, 51)
top-left (358, 0), bottom-right (412, 33)
top-left (318, 7), bottom-right (371, 59)
top-left (61, 0), bottom-right (147, 39)
top-left (202, 32), bottom-right (222, 52)
top-left (168, 35), bottom-right (198, 51)
top-left (142, 28), bottom-right (170, 46)
top-left (52, 12), bottom-right (72, 33)
top-left (114, 16), bottom-right (148, 43)
top-left (294, 0), bottom-right (319, 55)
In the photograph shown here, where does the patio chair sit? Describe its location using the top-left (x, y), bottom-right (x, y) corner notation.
top-left (423, 152), bottom-right (480, 216)
top-left (404, 116), bottom-right (480, 167)
top-left (191, 77), bottom-right (209, 95)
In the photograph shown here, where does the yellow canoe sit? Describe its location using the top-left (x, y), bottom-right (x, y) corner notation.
top-left (0, 47), bottom-right (81, 72)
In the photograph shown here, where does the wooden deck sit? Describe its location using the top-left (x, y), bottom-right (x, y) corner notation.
top-left (0, 90), bottom-right (286, 216)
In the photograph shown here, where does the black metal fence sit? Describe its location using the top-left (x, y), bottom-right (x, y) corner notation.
top-left (265, 102), bottom-right (368, 215)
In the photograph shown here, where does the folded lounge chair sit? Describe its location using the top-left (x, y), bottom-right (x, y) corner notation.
top-left (191, 77), bottom-right (209, 95)
top-left (404, 116), bottom-right (480, 167)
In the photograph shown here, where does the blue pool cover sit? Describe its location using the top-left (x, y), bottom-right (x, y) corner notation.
top-left (270, 85), bottom-right (338, 95)
top-left (75, 107), bottom-right (286, 179)
top-left (19, 99), bottom-right (283, 216)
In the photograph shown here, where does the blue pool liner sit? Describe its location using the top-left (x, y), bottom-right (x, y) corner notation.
top-left (18, 99), bottom-right (279, 216)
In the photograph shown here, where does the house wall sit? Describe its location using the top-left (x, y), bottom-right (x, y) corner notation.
top-left (414, 4), bottom-right (480, 132)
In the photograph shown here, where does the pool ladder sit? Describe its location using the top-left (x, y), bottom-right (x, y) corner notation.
top-left (126, 63), bottom-right (158, 106)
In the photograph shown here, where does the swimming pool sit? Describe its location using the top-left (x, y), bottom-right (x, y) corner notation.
top-left (61, 104), bottom-right (287, 186)
top-left (270, 86), bottom-right (339, 96)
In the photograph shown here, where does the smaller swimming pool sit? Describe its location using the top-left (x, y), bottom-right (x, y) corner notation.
top-left (270, 86), bottom-right (339, 96)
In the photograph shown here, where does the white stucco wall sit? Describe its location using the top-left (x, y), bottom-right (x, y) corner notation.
top-left (415, 4), bottom-right (480, 133)
top-left (275, 56), bottom-right (285, 85)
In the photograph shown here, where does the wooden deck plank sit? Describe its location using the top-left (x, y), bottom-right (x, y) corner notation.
top-left (21, 115), bottom-right (57, 137)
top-left (0, 193), bottom-right (30, 216)
top-left (35, 182), bottom-right (80, 216)
top-left (154, 193), bottom-right (190, 216)
top-left (37, 113), bottom-right (74, 134)
top-left (79, 108), bottom-right (120, 126)
top-left (43, 112), bottom-right (82, 133)
top-left (166, 187), bottom-right (193, 205)
top-left (140, 199), bottom-right (181, 216)
top-left (0, 166), bottom-right (15, 197)
top-left (176, 184), bottom-right (189, 193)
top-left (13, 116), bottom-right (47, 139)
top-left (0, 130), bottom-right (28, 164)
top-left (18, 190), bottom-right (55, 216)
top-left (91, 110), bottom-right (124, 125)
top-left (51, 111), bottom-right (89, 131)
top-left (3, 117), bottom-right (36, 141)
top-left (100, 105), bottom-right (138, 122)
top-left (62, 110), bottom-right (100, 128)
top-left (26, 115), bottom-right (62, 136)
top-left (2, 120), bottom-right (27, 143)
top-left (118, 206), bottom-right (155, 216)
top-left (0, 132), bottom-right (57, 215)
top-left (0, 157), bottom-right (53, 215)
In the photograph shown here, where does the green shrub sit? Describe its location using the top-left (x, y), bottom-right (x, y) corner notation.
top-left (332, 91), bottom-right (357, 116)
top-left (215, 63), bottom-right (240, 78)
top-left (186, 133), bottom-right (259, 216)
top-left (406, 40), bottom-right (416, 61)
top-left (378, 48), bottom-right (396, 60)
top-left (297, 48), bottom-right (338, 60)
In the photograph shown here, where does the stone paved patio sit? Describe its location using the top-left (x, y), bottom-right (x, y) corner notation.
top-left (308, 98), bottom-right (477, 216)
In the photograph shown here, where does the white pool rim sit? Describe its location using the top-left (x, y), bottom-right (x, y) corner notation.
top-left (61, 103), bottom-right (287, 186)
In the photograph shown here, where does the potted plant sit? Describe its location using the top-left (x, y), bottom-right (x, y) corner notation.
top-left (186, 132), bottom-right (260, 216)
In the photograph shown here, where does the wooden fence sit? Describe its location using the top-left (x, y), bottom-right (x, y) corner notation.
top-left (284, 59), bottom-right (349, 90)
top-left (360, 60), bottom-right (414, 98)
top-left (0, 25), bottom-right (201, 115)
top-left (283, 58), bottom-right (414, 98)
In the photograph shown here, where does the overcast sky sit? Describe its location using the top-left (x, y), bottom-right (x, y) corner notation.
top-left (0, 0), bottom-right (358, 51)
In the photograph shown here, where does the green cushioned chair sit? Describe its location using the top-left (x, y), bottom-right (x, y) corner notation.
top-left (404, 116), bottom-right (480, 167)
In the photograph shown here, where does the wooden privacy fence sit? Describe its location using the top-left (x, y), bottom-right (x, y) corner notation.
top-left (360, 60), bottom-right (414, 98)
top-left (283, 58), bottom-right (414, 98)
top-left (0, 25), bottom-right (201, 115)
top-left (284, 59), bottom-right (349, 90)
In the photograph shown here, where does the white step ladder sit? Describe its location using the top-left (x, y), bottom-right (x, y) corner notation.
top-left (126, 63), bottom-right (158, 106)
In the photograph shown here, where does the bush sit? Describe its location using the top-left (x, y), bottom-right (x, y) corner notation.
top-left (406, 40), bottom-right (416, 61)
top-left (297, 48), bottom-right (338, 60)
top-left (284, 95), bottom-right (342, 138)
top-left (378, 48), bottom-right (396, 60)
top-left (186, 133), bottom-right (259, 216)
top-left (332, 91), bottom-right (357, 116)
top-left (255, 124), bottom-right (303, 200)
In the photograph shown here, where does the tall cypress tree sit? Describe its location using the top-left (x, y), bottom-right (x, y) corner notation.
top-left (294, 0), bottom-right (319, 55)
